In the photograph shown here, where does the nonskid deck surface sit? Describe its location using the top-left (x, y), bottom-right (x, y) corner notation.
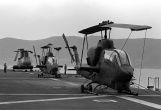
top-left (0, 70), bottom-right (161, 110)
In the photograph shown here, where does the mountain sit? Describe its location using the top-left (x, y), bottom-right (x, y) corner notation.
top-left (0, 36), bottom-right (161, 69)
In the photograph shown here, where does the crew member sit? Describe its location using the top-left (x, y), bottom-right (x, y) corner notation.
top-left (4, 63), bottom-right (7, 73)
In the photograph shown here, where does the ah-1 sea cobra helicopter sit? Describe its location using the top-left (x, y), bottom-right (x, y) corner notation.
top-left (13, 49), bottom-right (33, 72)
top-left (62, 20), bottom-right (152, 95)
top-left (33, 43), bottom-right (62, 78)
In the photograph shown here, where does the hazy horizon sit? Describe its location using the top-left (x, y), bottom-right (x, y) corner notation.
top-left (1, 35), bottom-right (161, 41)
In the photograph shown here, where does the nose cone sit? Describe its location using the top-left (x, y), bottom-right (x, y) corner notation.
top-left (122, 65), bottom-right (134, 75)
top-left (119, 65), bottom-right (134, 81)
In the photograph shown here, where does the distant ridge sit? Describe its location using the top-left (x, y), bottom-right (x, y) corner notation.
top-left (0, 36), bottom-right (160, 69)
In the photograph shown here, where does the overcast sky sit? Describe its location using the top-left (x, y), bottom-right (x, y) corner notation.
top-left (0, 0), bottom-right (160, 40)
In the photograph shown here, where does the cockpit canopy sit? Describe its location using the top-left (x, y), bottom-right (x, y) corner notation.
top-left (104, 49), bottom-right (131, 66)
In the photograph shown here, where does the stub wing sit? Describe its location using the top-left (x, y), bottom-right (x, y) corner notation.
top-left (36, 65), bottom-right (46, 68)
top-left (67, 65), bottom-right (99, 72)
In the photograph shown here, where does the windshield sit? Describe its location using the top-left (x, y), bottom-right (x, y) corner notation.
top-left (48, 57), bottom-right (56, 65)
top-left (104, 50), bottom-right (121, 65)
top-left (114, 49), bottom-right (131, 65)
top-left (104, 49), bottom-right (131, 66)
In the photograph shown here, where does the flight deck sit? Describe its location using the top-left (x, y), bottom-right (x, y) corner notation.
top-left (0, 70), bottom-right (161, 110)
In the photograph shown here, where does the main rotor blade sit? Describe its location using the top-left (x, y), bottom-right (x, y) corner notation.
top-left (14, 52), bottom-right (19, 61)
top-left (101, 23), bottom-right (152, 31)
top-left (62, 34), bottom-right (75, 63)
top-left (79, 21), bottom-right (152, 35)
top-left (33, 46), bottom-right (38, 65)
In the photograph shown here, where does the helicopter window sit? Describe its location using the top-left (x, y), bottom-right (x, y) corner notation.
top-left (114, 49), bottom-right (131, 65)
top-left (48, 57), bottom-right (56, 64)
top-left (104, 50), bottom-right (121, 65)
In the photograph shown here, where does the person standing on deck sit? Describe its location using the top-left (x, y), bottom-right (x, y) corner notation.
top-left (4, 63), bottom-right (7, 73)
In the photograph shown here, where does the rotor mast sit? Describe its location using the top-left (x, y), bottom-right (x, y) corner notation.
top-left (101, 20), bottom-right (113, 39)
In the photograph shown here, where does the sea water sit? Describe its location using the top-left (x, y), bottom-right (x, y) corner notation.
top-left (134, 68), bottom-right (161, 89)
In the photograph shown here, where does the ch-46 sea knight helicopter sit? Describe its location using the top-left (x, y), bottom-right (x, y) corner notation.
top-left (62, 20), bottom-right (152, 95)
top-left (13, 49), bottom-right (33, 72)
top-left (33, 43), bottom-right (62, 78)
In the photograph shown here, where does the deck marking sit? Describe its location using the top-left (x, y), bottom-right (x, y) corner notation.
top-left (63, 81), bottom-right (79, 86)
top-left (49, 78), bottom-right (59, 81)
top-left (0, 93), bottom-right (86, 96)
top-left (29, 73), bottom-right (34, 75)
top-left (0, 95), bottom-right (107, 105)
top-left (0, 93), bottom-right (160, 96)
top-left (137, 95), bottom-right (161, 97)
top-left (111, 94), bottom-right (161, 97)
top-left (117, 96), bottom-right (161, 109)
top-left (93, 99), bottom-right (117, 103)
top-left (50, 78), bottom-right (79, 86)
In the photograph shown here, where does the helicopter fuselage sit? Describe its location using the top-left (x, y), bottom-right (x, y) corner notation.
top-left (78, 39), bottom-right (134, 91)
top-left (13, 49), bottom-right (33, 70)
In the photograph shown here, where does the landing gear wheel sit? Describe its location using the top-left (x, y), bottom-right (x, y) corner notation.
top-left (56, 74), bottom-right (61, 78)
top-left (129, 90), bottom-right (138, 96)
top-left (38, 73), bottom-right (43, 78)
top-left (117, 90), bottom-right (122, 93)
top-left (81, 85), bottom-right (85, 93)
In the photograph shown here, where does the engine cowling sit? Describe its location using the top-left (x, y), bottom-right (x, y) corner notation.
top-left (86, 39), bottom-right (115, 66)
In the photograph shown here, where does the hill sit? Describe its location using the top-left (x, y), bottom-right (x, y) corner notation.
top-left (0, 36), bottom-right (160, 69)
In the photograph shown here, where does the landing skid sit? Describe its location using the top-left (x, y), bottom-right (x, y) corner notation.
top-left (37, 73), bottom-right (61, 78)
top-left (80, 82), bottom-right (105, 95)
top-left (80, 82), bottom-right (138, 96)
top-left (80, 84), bottom-right (98, 95)
top-left (118, 90), bottom-right (138, 96)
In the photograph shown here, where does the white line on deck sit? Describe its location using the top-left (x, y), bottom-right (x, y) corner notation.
top-left (50, 78), bottom-right (80, 86)
top-left (49, 78), bottom-right (59, 81)
top-left (117, 96), bottom-right (161, 109)
top-left (29, 73), bottom-right (34, 75)
top-left (0, 93), bottom-right (160, 97)
top-left (93, 99), bottom-right (117, 103)
top-left (0, 95), bottom-right (107, 105)
top-left (0, 93), bottom-right (86, 96)
top-left (63, 81), bottom-right (80, 86)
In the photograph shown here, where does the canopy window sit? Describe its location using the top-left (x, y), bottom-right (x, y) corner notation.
top-left (104, 49), bottom-right (131, 66)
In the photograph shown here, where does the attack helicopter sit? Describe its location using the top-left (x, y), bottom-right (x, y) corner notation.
top-left (33, 44), bottom-right (62, 78)
top-left (62, 20), bottom-right (152, 95)
top-left (13, 49), bottom-right (33, 71)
